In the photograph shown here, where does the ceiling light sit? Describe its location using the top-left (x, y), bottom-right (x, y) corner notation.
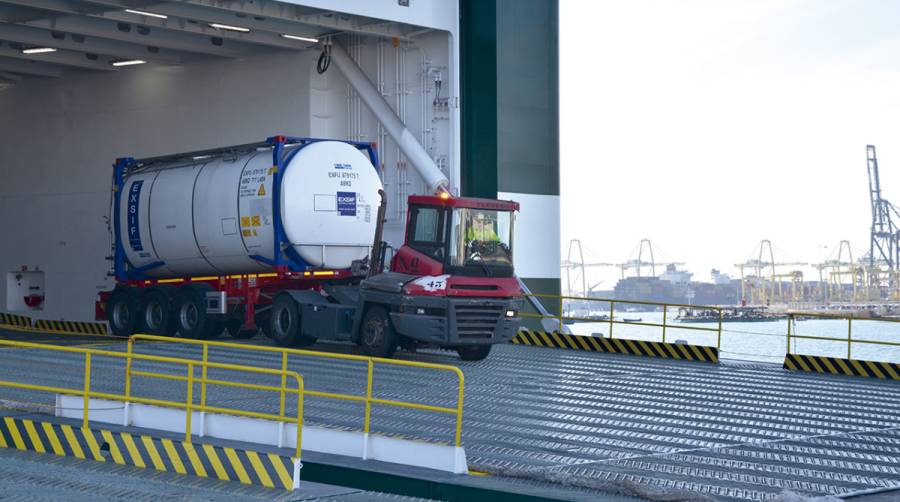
top-left (280, 34), bottom-right (318, 43)
top-left (112, 59), bottom-right (146, 67)
top-left (124, 9), bottom-right (168, 20)
top-left (22, 47), bottom-right (56, 54)
top-left (209, 23), bottom-right (250, 33)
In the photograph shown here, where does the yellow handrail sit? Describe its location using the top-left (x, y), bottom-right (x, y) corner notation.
top-left (521, 293), bottom-right (723, 348)
top-left (0, 339), bottom-right (305, 459)
top-left (786, 311), bottom-right (900, 360)
top-left (128, 334), bottom-right (466, 447)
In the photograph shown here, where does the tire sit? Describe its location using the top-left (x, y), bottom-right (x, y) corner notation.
top-left (138, 287), bottom-right (177, 337)
top-left (269, 294), bottom-right (301, 347)
top-left (174, 286), bottom-right (217, 339)
top-left (359, 306), bottom-right (398, 358)
top-left (226, 319), bottom-right (257, 340)
top-left (107, 287), bottom-right (141, 337)
top-left (457, 345), bottom-right (492, 361)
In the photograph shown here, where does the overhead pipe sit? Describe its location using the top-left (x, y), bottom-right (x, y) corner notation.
top-left (326, 40), bottom-right (450, 194)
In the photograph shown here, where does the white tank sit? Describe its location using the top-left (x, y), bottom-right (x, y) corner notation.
top-left (119, 141), bottom-right (382, 278)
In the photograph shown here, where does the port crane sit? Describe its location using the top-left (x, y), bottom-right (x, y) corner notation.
top-left (561, 239), bottom-right (616, 297)
top-left (813, 240), bottom-right (869, 302)
top-left (866, 145), bottom-right (900, 300)
top-left (735, 240), bottom-right (807, 305)
top-left (619, 239), bottom-right (684, 279)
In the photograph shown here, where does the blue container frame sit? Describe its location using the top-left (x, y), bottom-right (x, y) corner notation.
top-left (112, 136), bottom-right (379, 282)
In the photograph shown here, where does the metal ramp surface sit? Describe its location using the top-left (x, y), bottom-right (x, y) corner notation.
top-left (0, 331), bottom-right (898, 501)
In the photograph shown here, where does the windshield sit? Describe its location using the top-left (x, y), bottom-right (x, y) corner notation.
top-left (449, 208), bottom-right (514, 270)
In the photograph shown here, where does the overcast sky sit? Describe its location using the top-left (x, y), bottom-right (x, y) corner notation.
top-left (559, 0), bottom-right (900, 292)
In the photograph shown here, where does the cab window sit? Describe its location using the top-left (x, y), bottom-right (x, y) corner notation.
top-left (407, 206), bottom-right (447, 261)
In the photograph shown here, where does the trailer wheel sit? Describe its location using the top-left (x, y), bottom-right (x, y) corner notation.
top-left (175, 286), bottom-right (216, 339)
top-left (270, 294), bottom-right (301, 347)
top-left (107, 288), bottom-right (141, 337)
top-left (360, 306), bottom-right (397, 358)
top-left (139, 287), bottom-right (177, 337)
top-left (456, 345), bottom-right (492, 361)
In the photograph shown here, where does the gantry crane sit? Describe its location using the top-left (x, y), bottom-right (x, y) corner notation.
top-left (814, 240), bottom-right (869, 302)
top-left (866, 145), bottom-right (900, 300)
top-left (561, 239), bottom-right (616, 297)
top-left (735, 240), bottom-right (807, 305)
top-left (618, 239), bottom-right (684, 279)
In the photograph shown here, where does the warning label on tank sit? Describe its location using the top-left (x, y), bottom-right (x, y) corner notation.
top-left (127, 180), bottom-right (143, 251)
top-left (337, 192), bottom-right (356, 216)
top-left (240, 167), bottom-right (268, 198)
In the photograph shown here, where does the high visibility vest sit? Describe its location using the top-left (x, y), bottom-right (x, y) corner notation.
top-left (467, 224), bottom-right (499, 242)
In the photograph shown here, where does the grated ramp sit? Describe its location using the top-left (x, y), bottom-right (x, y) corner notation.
top-left (0, 331), bottom-right (899, 500)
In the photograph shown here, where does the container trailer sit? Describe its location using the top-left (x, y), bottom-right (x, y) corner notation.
top-left (98, 135), bottom-right (522, 360)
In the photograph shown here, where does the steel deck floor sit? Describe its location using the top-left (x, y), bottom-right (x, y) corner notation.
top-left (0, 332), bottom-right (898, 501)
top-left (0, 443), bottom-right (431, 501)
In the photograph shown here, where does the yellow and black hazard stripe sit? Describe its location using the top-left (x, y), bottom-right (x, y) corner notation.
top-left (512, 329), bottom-right (719, 363)
top-left (784, 353), bottom-right (900, 380)
top-left (0, 416), bottom-right (295, 490)
top-left (0, 313), bottom-right (31, 328)
top-left (33, 319), bottom-right (108, 336)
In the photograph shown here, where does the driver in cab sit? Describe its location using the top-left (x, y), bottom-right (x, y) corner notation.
top-left (467, 211), bottom-right (500, 243)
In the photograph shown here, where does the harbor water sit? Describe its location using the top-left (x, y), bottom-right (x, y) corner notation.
top-left (562, 311), bottom-right (900, 364)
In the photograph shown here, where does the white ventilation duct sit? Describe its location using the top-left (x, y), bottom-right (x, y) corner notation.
top-left (327, 41), bottom-right (450, 194)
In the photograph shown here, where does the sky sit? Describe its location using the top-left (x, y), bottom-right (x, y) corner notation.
top-left (559, 0), bottom-right (900, 293)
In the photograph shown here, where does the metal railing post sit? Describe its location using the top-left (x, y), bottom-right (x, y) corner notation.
top-left (363, 359), bottom-right (374, 434)
top-left (200, 345), bottom-right (208, 408)
top-left (717, 309), bottom-right (723, 349)
top-left (847, 318), bottom-right (852, 359)
top-left (609, 300), bottom-right (614, 339)
top-left (124, 339), bottom-right (133, 400)
top-left (295, 375), bottom-right (304, 460)
top-left (185, 362), bottom-right (193, 442)
top-left (558, 296), bottom-right (563, 333)
top-left (82, 353), bottom-right (91, 429)
top-left (786, 314), bottom-right (792, 354)
top-left (661, 306), bottom-right (667, 343)
top-left (455, 371), bottom-right (465, 447)
top-left (279, 352), bottom-right (288, 418)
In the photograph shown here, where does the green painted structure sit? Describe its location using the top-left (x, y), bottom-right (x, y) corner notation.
top-left (461, 0), bottom-right (561, 312)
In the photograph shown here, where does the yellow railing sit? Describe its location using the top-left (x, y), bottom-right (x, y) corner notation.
top-left (522, 293), bottom-right (724, 348)
top-left (0, 339), bottom-right (305, 458)
top-left (787, 312), bottom-right (900, 360)
top-left (128, 334), bottom-right (466, 447)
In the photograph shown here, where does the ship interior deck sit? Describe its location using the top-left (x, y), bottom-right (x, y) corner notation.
top-left (0, 327), bottom-right (899, 501)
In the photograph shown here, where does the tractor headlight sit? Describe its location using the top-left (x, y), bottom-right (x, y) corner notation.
top-left (505, 309), bottom-right (516, 318)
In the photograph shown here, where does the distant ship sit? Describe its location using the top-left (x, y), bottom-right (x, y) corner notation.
top-left (676, 306), bottom-right (786, 323)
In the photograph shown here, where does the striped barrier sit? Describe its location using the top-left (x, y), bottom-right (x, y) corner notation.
top-left (784, 353), bottom-right (900, 381)
top-left (513, 329), bottom-right (719, 363)
top-left (0, 416), bottom-right (295, 490)
top-left (32, 319), bottom-right (108, 336)
top-left (0, 313), bottom-right (31, 328)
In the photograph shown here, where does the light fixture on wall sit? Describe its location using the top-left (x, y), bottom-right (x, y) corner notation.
top-left (111, 59), bottom-right (146, 67)
top-left (22, 47), bottom-right (57, 54)
top-left (208, 23), bottom-right (250, 33)
top-left (280, 34), bottom-right (319, 43)
top-left (124, 9), bottom-right (168, 19)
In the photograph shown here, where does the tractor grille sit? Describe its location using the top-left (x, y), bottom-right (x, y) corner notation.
top-left (454, 304), bottom-right (504, 339)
